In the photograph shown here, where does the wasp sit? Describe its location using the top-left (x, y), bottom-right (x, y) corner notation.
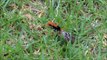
top-left (47, 21), bottom-right (75, 43)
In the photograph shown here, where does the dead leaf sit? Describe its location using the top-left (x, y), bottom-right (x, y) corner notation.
top-left (24, 14), bottom-right (33, 20)
top-left (29, 24), bottom-right (36, 30)
top-left (36, 25), bottom-right (43, 31)
top-left (103, 41), bottom-right (107, 47)
top-left (104, 34), bottom-right (107, 39)
top-left (103, 34), bottom-right (107, 47)
top-left (33, 49), bottom-right (40, 55)
top-left (38, 11), bottom-right (44, 18)
top-left (9, 3), bottom-right (18, 9)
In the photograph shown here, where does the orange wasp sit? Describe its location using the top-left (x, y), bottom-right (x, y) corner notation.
top-left (47, 21), bottom-right (75, 43)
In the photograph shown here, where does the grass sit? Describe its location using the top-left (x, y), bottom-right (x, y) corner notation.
top-left (0, 0), bottom-right (107, 60)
